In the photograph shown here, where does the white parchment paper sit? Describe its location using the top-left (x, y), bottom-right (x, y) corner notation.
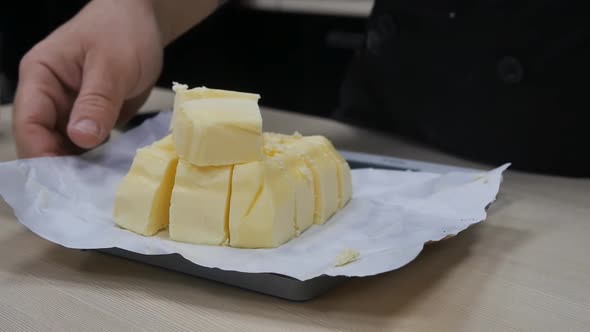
top-left (0, 112), bottom-right (509, 281)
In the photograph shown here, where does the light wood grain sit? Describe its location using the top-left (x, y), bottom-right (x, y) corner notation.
top-left (1, 89), bottom-right (589, 331)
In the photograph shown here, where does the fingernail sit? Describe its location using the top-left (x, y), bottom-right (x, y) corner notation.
top-left (72, 119), bottom-right (100, 137)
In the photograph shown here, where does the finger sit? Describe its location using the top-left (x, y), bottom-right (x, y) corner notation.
top-left (115, 87), bottom-right (152, 128)
top-left (67, 53), bottom-right (131, 149)
top-left (13, 60), bottom-right (74, 158)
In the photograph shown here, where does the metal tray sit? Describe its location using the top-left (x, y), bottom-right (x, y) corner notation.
top-left (97, 151), bottom-right (474, 301)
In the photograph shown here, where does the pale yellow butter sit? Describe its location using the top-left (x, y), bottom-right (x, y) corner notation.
top-left (115, 85), bottom-right (353, 249)
top-left (173, 98), bottom-right (263, 166)
top-left (304, 136), bottom-right (352, 209)
top-left (263, 133), bottom-right (315, 234)
top-left (113, 135), bottom-right (178, 236)
top-left (334, 248), bottom-right (360, 267)
top-left (282, 135), bottom-right (339, 225)
top-left (169, 160), bottom-right (233, 245)
top-left (171, 83), bottom-right (260, 129)
top-left (229, 156), bottom-right (296, 248)
top-left (171, 83), bottom-right (263, 166)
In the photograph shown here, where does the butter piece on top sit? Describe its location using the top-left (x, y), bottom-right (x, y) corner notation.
top-left (171, 83), bottom-right (263, 166)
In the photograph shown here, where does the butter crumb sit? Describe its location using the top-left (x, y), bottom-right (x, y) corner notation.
top-left (334, 248), bottom-right (360, 267)
top-left (172, 82), bottom-right (188, 92)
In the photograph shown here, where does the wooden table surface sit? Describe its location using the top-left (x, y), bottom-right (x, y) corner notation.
top-left (1, 88), bottom-right (589, 331)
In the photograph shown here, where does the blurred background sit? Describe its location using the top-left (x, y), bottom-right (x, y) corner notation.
top-left (0, 0), bottom-right (373, 118)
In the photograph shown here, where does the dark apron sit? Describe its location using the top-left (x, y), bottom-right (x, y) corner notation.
top-left (335, 0), bottom-right (590, 177)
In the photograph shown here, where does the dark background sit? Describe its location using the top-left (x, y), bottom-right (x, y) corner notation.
top-left (0, 1), bottom-right (368, 118)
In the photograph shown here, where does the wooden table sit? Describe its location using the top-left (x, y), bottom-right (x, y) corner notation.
top-left (1, 89), bottom-right (589, 331)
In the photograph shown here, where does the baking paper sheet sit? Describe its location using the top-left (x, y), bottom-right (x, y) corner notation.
top-left (0, 112), bottom-right (508, 281)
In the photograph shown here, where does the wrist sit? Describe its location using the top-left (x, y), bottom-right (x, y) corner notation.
top-left (91, 0), bottom-right (166, 48)
top-left (149, 0), bottom-right (220, 46)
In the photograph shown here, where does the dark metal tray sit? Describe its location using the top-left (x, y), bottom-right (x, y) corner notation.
top-left (97, 152), bottom-right (474, 301)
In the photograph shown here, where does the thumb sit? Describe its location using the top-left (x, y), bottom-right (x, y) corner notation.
top-left (67, 56), bottom-right (131, 149)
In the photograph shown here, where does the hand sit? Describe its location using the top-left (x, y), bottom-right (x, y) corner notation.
top-left (13, 0), bottom-right (163, 158)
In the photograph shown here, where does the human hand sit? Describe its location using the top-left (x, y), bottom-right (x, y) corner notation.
top-left (13, 0), bottom-right (163, 157)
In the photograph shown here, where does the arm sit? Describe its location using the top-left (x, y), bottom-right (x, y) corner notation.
top-left (152, 0), bottom-right (222, 46)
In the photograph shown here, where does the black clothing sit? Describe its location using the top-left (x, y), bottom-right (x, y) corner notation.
top-left (336, 1), bottom-right (590, 177)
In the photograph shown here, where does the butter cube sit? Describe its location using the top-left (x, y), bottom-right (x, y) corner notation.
top-left (229, 157), bottom-right (296, 248)
top-left (169, 160), bottom-right (233, 245)
top-left (113, 135), bottom-right (178, 236)
top-left (304, 136), bottom-right (352, 209)
top-left (171, 84), bottom-right (263, 166)
top-left (280, 135), bottom-right (340, 225)
top-left (171, 83), bottom-right (260, 130)
top-left (263, 133), bottom-right (315, 234)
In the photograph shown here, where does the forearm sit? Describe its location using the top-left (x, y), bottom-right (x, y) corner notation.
top-left (151, 0), bottom-right (222, 46)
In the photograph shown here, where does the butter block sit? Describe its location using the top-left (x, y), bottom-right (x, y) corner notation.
top-left (304, 136), bottom-right (352, 209)
top-left (276, 134), bottom-right (339, 225)
top-left (171, 83), bottom-right (263, 166)
top-left (173, 98), bottom-right (263, 166)
top-left (263, 133), bottom-right (315, 234)
top-left (171, 82), bottom-right (260, 130)
top-left (229, 157), bottom-right (296, 248)
top-left (169, 160), bottom-right (233, 245)
top-left (113, 135), bottom-right (178, 236)
top-left (278, 134), bottom-right (339, 224)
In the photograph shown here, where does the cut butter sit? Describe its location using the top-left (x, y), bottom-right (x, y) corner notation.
top-left (171, 83), bottom-right (263, 166)
top-left (113, 85), bottom-right (353, 249)
top-left (263, 133), bottom-right (315, 234)
top-left (257, 132), bottom-right (352, 229)
top-left (229, 156), bottom-right (296, 248)
top-left (171, 82), bottom-right (260, 130)
top-left (113, 135), bottom-right (178, 236)
top-left (306, 136), bottom-right (352, 209)
top-left (169, 160), bottom-right (232, 246)
top-left (275, 134), bottom-right (340, 225)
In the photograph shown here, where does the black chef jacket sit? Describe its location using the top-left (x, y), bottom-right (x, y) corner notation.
top-left (334, 0), bottom-right (590, 177)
